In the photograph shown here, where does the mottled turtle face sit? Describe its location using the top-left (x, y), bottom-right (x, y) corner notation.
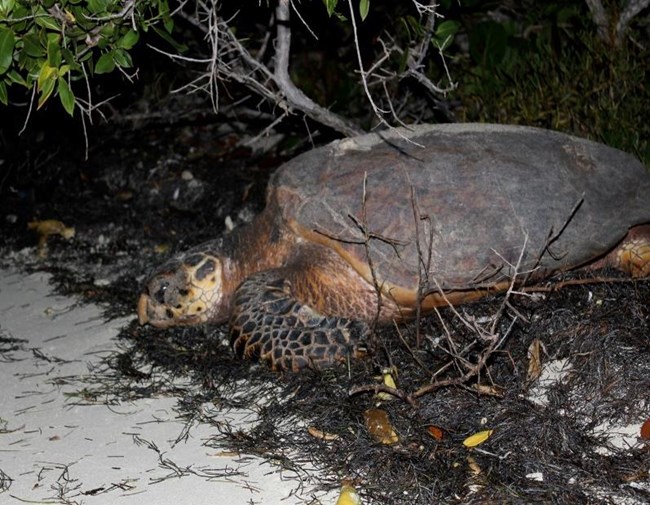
top-left (138, 252), bottom-right (225, 328)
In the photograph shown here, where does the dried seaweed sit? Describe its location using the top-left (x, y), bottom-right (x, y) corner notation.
top-left (1, 120), bottom-right (648, 504)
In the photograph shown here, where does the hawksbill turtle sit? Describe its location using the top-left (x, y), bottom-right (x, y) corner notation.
top-left (138, 124), bottom-right (650, 371)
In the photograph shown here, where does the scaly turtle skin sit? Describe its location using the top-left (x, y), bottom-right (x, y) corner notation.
top-left (138, 124), bottom-right (650, 371)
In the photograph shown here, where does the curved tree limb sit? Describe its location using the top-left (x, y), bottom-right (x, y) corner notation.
top-left (616, 0), bottom-right (650, 44)
top-left (274, 0), bottom-right (363, 136)
top-left (169, 1), bottom-right (455, 136)
top-left (585, 0), bottom-right (650, 46)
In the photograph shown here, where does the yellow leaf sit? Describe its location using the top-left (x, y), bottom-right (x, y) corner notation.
top-left (467, 455), bottom-right (482, 475)
top-left (471, 384), bottom-right (504, 397)
top-left (307, 426), bottom-right (340, 441)
top-left (28, 219), bottom-right (75, 239)
top-left (462, 429), bottom-right (493, 448)
top-left (641, 418), bottom-right (650, 440)
top-left (37, 61), bottom-right (59, 109)
top-left (526, 338), bottom-right (544, 383)
top-left (154, 243), bottom-right (170, 254)
top-left (383, 371), bottom-right (396, 389)
top-left (336, 483), bottom-right (361, 505)
top-left (37, 62), bottom-right (56, 91)
top-left (28, 219), bottom-right (75, 258)
top-left (426, 425), bottom-right (444, 441)
top-left (375, 368), bottom-right (398, 401)
top-left (364, 408), bottom-right (399, 445)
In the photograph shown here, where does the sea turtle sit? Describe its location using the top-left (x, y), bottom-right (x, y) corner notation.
top-left (138, 124), bottom-right (650, 371)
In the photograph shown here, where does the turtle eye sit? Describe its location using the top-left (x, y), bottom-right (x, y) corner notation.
top-left (153, 281), bottom-right (169, 304)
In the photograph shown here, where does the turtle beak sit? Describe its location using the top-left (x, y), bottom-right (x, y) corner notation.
top-left (136, 284), bottom-right (203, 328)
top-left (137, 293), bottom-right (150, 325)
top-left (137, 255), bottom-right (225, 328)
top-left (136, 291), bottom-right (178, 328)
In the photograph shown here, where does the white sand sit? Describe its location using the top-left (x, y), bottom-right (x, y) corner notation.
top-left (0, 268), bottom-right (319, 504)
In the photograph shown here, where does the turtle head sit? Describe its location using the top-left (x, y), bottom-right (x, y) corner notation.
top-left (138, 251), bottom-right (228, 328)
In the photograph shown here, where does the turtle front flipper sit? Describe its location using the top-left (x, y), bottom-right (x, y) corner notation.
top-left (230, 270), bottom-right (369, 371)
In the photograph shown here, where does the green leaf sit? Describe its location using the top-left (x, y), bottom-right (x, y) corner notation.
top-left (99, 22), bottom-right (116, 39)
top-left (87, 0), bottom-right (110, 15)
top-left (35, 13), bottom-right (60, 31)
top-left (324, 0), bottom-right (338, 17)
top-left (112, 48), bottom-right (132, 68)
top-left (7, 69), bottom-right (27, 86)
top-left (22, 32), bottom-right (44, 58)
top-left (157, 0), bottom-right (169, 14)
top-left (433, 20), bottom-right (459, 50)
top-left (152, 26), bottom-right (188, 52)
top-left (95, 52), bottom-right (115, 74)
top-left (37, 71), bottom-right (56, 109)
top-left (158, 0), bottom-right (173, 33)
top-left (47, 37), bottom-right (62, 68)
top-left (12, 0), bottom-right (27, 18)
top-left (0, 26), bottom-right (16, 75)
top-left (397, 46), bottom-right (409, 73)
top-left (0, 80), bottom-right (7, 105)
top-left (61, 47), bottom-right (76, 66)
top-left (57, 76), bottom-right (74, 115)
top-left (435, 20), bottom-right (460, 41)
top-left (78, 51), bottom-right (93, 63)
top-left (359, 0), bottom-right (369, 21)
top-left (164, 16), bottom-right (174, 34)
top-left (117, 29), bottom-right (139, 50)
top-left (70, 5), bottom-right (92, 30)
top-left (0, 0), bottom-right (16, 17)
top-left (404, 15), bottom-right (424, 38)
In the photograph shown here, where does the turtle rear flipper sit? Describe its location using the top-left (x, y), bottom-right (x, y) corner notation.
top-left (230, 270), bottom-right (369, 371)
top-left (589, 224), bottom-right (650, 277)
top-left (613, 225), bottom-right (650, 277)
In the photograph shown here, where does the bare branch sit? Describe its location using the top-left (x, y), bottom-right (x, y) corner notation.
top-left (275, 0), bottom-right (363, 136)
top-left (18, 85), bottom-right (37, 136)
top-left (207, 0), bottom-right (220, 112)
top-left (616, 0), bottom-right (650, 44)
top-left (403, 1), bottom-right (456, 97)
top-left (154, 2), bottom-right (456, 135)
top-left (585, 0), bottom-right (610, 42)
top-left (345, 0), bottom-right (390, 128)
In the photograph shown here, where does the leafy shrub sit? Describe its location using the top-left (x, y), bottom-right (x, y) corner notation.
top-left (0, 0), bottom-right (175, 114)
top-left (451, 2), bottom-right (649, 163)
